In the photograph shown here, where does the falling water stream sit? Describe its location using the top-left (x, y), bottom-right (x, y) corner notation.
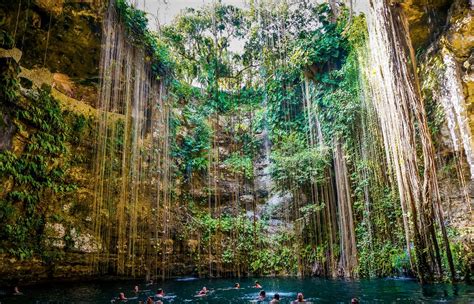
top-left (439, 50), bottom-right (474, 180)
top-left (91, 0), bottom-right (171, 277)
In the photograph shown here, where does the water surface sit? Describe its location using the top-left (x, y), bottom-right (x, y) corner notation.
top-left (1, 277), bottom-right (472, 303)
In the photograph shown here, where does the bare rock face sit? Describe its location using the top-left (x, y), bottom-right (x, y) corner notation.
top-left (443, 3), bottom-right (474, 60)
top-left (70, 228), bottom-right (100, 253)
top-left (240, 194), bottom-right (254, 204)
top-left (35, 0), bottom-right (65, 15)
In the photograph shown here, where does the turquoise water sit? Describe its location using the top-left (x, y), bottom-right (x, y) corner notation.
top-left (1, 277), bottom-right (472, 303)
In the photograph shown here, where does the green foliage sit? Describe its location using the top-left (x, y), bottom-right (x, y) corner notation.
top-left (441, 228), bottom-right (472, 281)
top-left (289, 5), bottom-right (348, 73)
top-left (224, 152), bottom-right (253, 179)
top-left (115, 0), bottom-right (174, 79)
top-left (115, 1), bottom-right (467, 281)
top-left (266, 68), bottom-right (306, 139)
top-left (271, 132), bottom-right (329, 191)
top-left (0, 29), bottom-right (14, 48)
top-left (161, 2), bottom-right (247, 103)
top-left (172, 104), bottom-right (212, 177)
top-left (250, 231), bottom-right (299, 275)
top-left (0, 60), bottom-right (75, 259)
top-left (184, 207), bottom-right (300, 276)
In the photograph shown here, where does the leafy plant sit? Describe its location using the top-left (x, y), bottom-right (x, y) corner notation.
top-left (0, 60), bottom-right (75, 259)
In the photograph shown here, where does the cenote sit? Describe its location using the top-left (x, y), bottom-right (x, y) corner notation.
top-left (1, 278), bottom-right (473, 303)
top-left (0, 0), bottom-right (473, 299)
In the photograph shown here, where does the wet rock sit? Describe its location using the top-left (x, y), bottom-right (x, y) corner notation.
top-left (444, 9), bottom-right (474, 60)
top-left (402, 0), bottom-right (452, 49)
top-left (18, 67), bottom-right (54, 88)
top-left (0, 1), bottom-right (102, 79)
top-left (0, 113), bottom-right (16, 151)
top-left (35, 0), bottom-right (64, 15)
top-left (44, 222), bottom-right (66, 249)
top-left (0, 47), bottom-right (22, 62)
top-left (240, 194), bottom-right (254, 204)
top-left (70, 228), bottom-right (100, 253)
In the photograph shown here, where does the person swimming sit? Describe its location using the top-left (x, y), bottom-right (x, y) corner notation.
top-left (13, 286), bottom-right (23, 296)
top-left (146, 296), bottom-right (154, 304)
top-left (254, 281), bottom-right (262, 288)
top-left (234, 283), bottom-right (240, 289)
top-left (258, 290), bottom-right (266, 301)
top-left (270, 293), bottom-right (280, 303)
top-left (292, 292), bottom-right (305, 303)
top-left (155, 288), bottom-right (165, 297)
top-left (118, 292), bottom-right (128, 301)
top-left (198, 286), bottom-right (208, 295)
top-left (134, 285), bottom-right (139, 293)
top-left (351, 298), bottom-right (360, 303)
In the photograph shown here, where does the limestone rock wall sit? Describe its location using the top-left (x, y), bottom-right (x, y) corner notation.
top-left (0, 0), bottom-right (104, 284)
top-left (411, 0), bottom-right (473, 266)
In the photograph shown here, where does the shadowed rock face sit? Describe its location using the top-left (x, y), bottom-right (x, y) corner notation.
top-left (0, 113), bottom-right (16, 151)
top-left (404, 0), bottom-right (474, 143)
top-left (401, 0), bottom-right (452, 49)
top-left (0, 1), bottom-right (103, 80)
top-left (413, 0), bottom-right (474, 259)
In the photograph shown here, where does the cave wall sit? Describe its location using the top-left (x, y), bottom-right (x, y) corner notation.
top-left (0, 0), bottom-right (104, 283)
top-left (408, 0), bottom-right (474, 268)
top-left (0, 0), bottom-right (473, 283)
top-left (0, 0), bottom-right (250, 282)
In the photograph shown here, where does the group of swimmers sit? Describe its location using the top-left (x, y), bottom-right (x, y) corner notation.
top-left (256, 289), bottom-right (306, 303)
top-left (115, 281), bottom-right (360, 303)
top-left (113, 284), bottom-right (166, 303)
top-left (251, 281), bottom-right (358, 303)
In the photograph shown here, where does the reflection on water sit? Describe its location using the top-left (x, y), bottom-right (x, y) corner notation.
top-left (0, 277), bottom-right (473, 303)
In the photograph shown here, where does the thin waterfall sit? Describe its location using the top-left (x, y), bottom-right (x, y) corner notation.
top-left (440, 50), bottom-right (474, 180)
top-left (91, 1), bottom-right (171, 277)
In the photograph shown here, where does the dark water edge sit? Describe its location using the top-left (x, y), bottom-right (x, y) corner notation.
top-left (0, 277), bottom-right (473, 303)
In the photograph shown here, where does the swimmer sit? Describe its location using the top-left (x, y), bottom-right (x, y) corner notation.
top-left (254, 281), bottom-right (262, 288)
top-left (13, 286), bottom-right (23, 295)
top-left (292, 292), bottom-right (306, 303)
top-left (258, 290), bottom-right (266, 301)
top-left (351, 298), bottom-right (359, 303)
top-left (134, 285), bottom-right (139, 293)
top-left (146, 279), bottom-right (154, 286)
top-left (118, 292), bottom-right (127, 301)
top-left (146, 296), bottom-right (154, 304)
top-left (198, 286), bottom-right (208, 295)
top-left (234, 283), bottom-right (240, 289)
top-left (270, 293), bottom-right (280, 303)
top-left (155, 288), bottom-right (165, 297)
